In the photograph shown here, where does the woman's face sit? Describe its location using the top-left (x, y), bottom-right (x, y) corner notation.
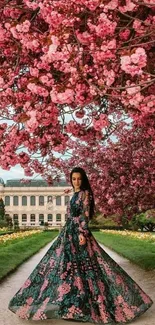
top-left (72, 172), bottom-right (82, 191)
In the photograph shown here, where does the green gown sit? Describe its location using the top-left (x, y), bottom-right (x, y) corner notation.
top-left (8, 190), bottom-right (153, 324)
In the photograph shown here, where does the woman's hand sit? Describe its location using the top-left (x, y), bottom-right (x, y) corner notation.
top-left (79, 233), bottom-right (86, 245)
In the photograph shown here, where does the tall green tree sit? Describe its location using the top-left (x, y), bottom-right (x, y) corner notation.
top-left (0, 198), bottom-right (5, 221)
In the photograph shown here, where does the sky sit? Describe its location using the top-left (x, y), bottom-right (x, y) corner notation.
top-left (0, 166), bottom-right (39, 182)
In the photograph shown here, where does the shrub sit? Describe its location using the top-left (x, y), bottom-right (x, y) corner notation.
top-left (0, 219), bottom-right (8, 228)
top-left (131, 210), bottom-right (155, 232)
top-left (14, 220), bottom-right (20, 231)
top-left (44, 222), bottom-right (49, 230)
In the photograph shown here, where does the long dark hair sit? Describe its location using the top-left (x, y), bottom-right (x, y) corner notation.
top-left (70, 167), bottom-right (95, 219)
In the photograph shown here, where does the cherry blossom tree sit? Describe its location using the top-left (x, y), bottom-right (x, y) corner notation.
top-left (60, 121), bottom-right (155, 223)
top-left (0, 0), bottom-right (154, 178)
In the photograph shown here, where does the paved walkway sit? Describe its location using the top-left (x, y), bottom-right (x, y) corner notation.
top-left (0, 239), bottom-right (154, 325)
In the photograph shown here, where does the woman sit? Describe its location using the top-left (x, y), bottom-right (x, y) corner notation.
top-left (8, 167), bottom-right (153, 324)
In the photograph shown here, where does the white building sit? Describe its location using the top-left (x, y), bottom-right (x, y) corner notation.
top-left (0, 178), bottom-right (72, 227)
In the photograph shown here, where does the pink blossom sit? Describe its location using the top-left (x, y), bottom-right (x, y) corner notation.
top-left (0, 77), bottom-right (4, 86)
top-left (50, 89), bottom-right (75, 104)
top-left (27, 83), bottom-right (49, 97)
top-left (121, 48), bottom-right (147, 76)
top-left (108, 198), bottom-right (115, 205)
top-left (48, 36), bottom-right (60, 55)
top-left (75, 109), bottom-right (85, 118)
top-left (0, 24), bottom-right (6, 42)
top-left (16, 20), bottom-right (31, 33)
top-left (119, 0), bottom-right (136, 13)
top-left (105, 0), bottom-right (118, 10)
top-left (25, 111), bottom-right (39, 131)
top-left (76, 31), bottom-right (93, 45)
top-left (0, 0), bottom-right (154, 196)
top-left (93, 114), bottom-right (109, 130)
top-left (30, 67), bottom-right (39, 77)
top-left (119, 29), bottom-right (130, 41)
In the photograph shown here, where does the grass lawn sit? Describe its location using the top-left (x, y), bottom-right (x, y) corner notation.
top-left (93, 230), bottom-right (155, 271)
top-left (0, 230), bottom-right (58, 282)
top-left (1, 229), bottom-right (154, 282)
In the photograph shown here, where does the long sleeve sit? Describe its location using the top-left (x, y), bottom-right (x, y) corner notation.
top-left (78, 190), bottom-right (90, 236)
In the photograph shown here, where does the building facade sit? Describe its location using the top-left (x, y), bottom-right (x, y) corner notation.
top-left (0, 178), bottom-right (72, 227)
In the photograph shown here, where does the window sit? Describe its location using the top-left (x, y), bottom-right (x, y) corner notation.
top-left (5, 196), bottom-right (10, 206)
top-left (30, 214), bottom-right (35, 222)
top-left (22, 196), bottom-right (27, 206)
top-left (39, 214), bottom-right (44, 222)
top-left (22, 214), bottom-right (27, 222)
top-left (30, 196), bottom-right (36, 206)
top-left (13, 214), bottom-right (18, 221)
top-left (13, 196), bottom-right (18, 206)
top-left (65, 195), bottom-right (70, 205)
top-left (56, 214), bottom-right (61, 222)
top-left (56, 196), bottom-right (61, 206)
top-left (65, 213), bottom-right (68, 221)
top-left (39, 196), bottom-right (44, 206)
top-left (48, 214), bottom-right (53, 221)
top-left (48, 196), bottom-right (53, 203)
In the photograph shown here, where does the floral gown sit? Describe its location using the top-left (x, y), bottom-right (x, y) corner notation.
top-left (8, 190), bottom-right (153, 324)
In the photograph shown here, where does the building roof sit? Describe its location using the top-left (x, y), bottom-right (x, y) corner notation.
top-left (5, 179), bottom-right (70, 187)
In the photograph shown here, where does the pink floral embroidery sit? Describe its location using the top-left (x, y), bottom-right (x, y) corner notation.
top-left (123, 305), bottom-right (135, 319)
top-left (97, 257), bottom-right (112, 276)
top-left (81, 221), bottom-right (86, 228)
top-left (32, 298), bottom-right (49, 320)
top-left (38, 279), bottom-right (49, 299)
top-left (57, 282), bottom-right (71, 301)
top-left (71, 242), bottom-right (76, 254)
top-left (65, 305), bottom-right (83, 318)
top-left (19, 279), bottom-right (31, 295)
top-left (114, 295), bottom-right (135, 321)
top-left (88, 278), bottom-right (94, 293)
top-left (49, 258), bottom-right (55, 268)
top-left (26, 297), bottom-right (34, 305)
top-left (114, 305), bottom-right (126, 322)
top-left (86, 240), bottom-right (94, 257)
top-left (73, 217), bottom-right (79, 223)
top-left (60, 271), bottom-right (68, 280)
top-left (98, 302), bottom-right (110, 322)
top-left (97, 280), bottom-right (105, 294)
top-left (73, 276), bottom-right (84, 293)
top-left (66, 262), bottom-right (72, 271)
top-left (89, 298), bottom-right (100, 323)
top-left (16, 304), bottom-right (30, 319)
top-left (139, 290), bottom-right (152, 304)
top-left (116, 275), bottom-right (124, 285)
top-left (55, 245), bottom-right (62, 257)
top-left (92, 240), bottom-right (101, 254)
